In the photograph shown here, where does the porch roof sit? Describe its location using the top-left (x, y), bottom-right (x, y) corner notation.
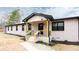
top-left (22, 13), bottom-right (54, 22)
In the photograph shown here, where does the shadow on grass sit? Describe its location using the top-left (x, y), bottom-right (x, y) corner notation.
top-left (51, 40), bottom-right (79, 46)
top-left (35, 40), bottom-right (79, 47)
top-left (35, 41), bottom-right (57, 46)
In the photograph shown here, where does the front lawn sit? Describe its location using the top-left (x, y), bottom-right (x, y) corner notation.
top-left (52, 44), bottom-right (79, 51)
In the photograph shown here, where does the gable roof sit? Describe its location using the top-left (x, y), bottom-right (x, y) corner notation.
top-left (22, 13), bottom-right (54, 22)
top-left (23, 13), bottom-right (79, 22)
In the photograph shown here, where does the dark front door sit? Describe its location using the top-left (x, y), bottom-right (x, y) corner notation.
top-left (38, 23), bottom-right (44, 35)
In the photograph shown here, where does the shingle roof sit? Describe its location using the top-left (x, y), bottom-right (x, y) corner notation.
top-left (5, 23), bottom-right (26, 27)
top-left (54, 16), bottom-right (79, 20)
top-left (22, 13), bottom-right (54, 22)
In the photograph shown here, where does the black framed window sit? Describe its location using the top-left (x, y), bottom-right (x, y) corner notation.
top-left (52, 21), bottom-right (64, 31)
top-left (38, 23), bottom-right (44, 35)
top-left (11, 26), bottom-right (13, 31)
top-left (22, 25), bottom-right (24, 31)
top-left (28, 23), bottom-right (31, 30)
top-left (16, 25), bottom-right (18, 31)
top-left (38, 23), bottom-right (44, 30)
top-left (8, 26), bottom-right (9, 31)
top-left (52, 22), bottom-right (58, 30)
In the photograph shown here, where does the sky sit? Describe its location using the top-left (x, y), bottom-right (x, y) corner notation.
top-left (0, 7), bottom-right (79, 23)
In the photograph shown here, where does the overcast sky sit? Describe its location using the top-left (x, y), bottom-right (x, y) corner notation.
top-left (0, 7), bottom-right (79, 23)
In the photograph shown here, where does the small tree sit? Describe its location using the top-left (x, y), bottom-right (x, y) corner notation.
top-left (7, 9), bottom-right (21, 25)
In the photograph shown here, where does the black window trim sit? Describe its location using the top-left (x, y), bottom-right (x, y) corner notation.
top-left (52, 21), bottom-right (64, 31)
top-left (11, 26), bottom-right (13, 31)
top-left (8, 26), bottom-right (9, 31)
top-left (38, 23), bottom-right (44, 30)
top-left (28, 23), bottom-right (31, 30)
top-left (38, 23), bottom-right (44, 35)
top-left (16, 25), bottom-right (18, 31)
top-left (22, 25), bottom-right (24, 31)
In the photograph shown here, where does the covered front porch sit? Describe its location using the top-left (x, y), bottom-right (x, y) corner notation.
top-left (22, 13), bottom-right (53, 43)
top-left (26, 20), bottom-right (50, 43)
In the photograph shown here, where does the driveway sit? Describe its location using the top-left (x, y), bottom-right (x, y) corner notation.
top-left (0, 32), bottom-right (26, 51)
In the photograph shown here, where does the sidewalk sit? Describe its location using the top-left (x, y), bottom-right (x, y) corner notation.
top-left (21, 42), bottom-right (39, 51)
top-left (21, 41), bottom-right (53, 51)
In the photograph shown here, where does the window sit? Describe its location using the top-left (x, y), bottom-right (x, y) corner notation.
top-left (11, 26), bottom-right (13, 31)
top-left (38, 23), bottom-right (44, 30)
top-left (52, 22), bottom-right (58, 30)
top-left (38, 23), bottom-right (44, 35)
top-left (52, 21), bottom-right (64, 31)
top-left (16, 25), bottom-right (18, 31)
top-left (28, 23), bottom-right (31, 30)
top-left (8, 26), bottom-right (9, 31)
top-left (22, 25), bottom-right (24, 31)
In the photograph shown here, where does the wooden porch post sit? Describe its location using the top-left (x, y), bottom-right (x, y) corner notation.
top-left (46, 20), bottom-right (49, 37)
top-left (47, 19), bottom-right (50, 44)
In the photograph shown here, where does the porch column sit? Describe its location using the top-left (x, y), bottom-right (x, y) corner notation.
top-left (46, 20), bottom-right (51, 44)
top-left (46, 20), bottom-right (49, 37)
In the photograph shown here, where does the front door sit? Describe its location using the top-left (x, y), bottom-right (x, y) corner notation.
top-left (38, 23), bottom-right (44, 35)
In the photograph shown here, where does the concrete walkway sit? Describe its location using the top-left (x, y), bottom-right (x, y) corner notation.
top-left (21, 42), bottom-right (39, 51)
top-left (21, 41), bottom-right (53, 51)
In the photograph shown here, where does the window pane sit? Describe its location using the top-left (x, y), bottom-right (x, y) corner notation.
top-left (52, 22), bottom-right (57, 31)
top-left (38, 23), bottom-right (43, 30)
top-left (53, 23), bottom-right (57, 26)
top-left (58, 22), bottom-right (63, 26)
top-left (52, 26), bottom-right (57, 30)
top-left (22, 25), bottom-right (24, 31)
top-left (58, 26), bottom-right (64, 30)
top-left (58, 22), bottom-right (64, 31)
top-left (28, 23), bottom-right (31, 30)
top-left (11, 26), bottom-right (13, 31)
top-left (8, 27), bottom-right (9, 31)
top-left (16, 25), bottom-right (18, 31)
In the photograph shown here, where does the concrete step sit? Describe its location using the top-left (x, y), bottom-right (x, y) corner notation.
top-left (27, 36), bottom-right (35, 42)
top-left (26, 36), bottom-right (49, 43)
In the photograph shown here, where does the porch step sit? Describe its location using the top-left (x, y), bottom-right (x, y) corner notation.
top-left (26, 36), bottom-right (49, 43)
top-left (27, 36), bottom-right (35, 42)
top-left (37, 37), bottom-right (49, 43)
